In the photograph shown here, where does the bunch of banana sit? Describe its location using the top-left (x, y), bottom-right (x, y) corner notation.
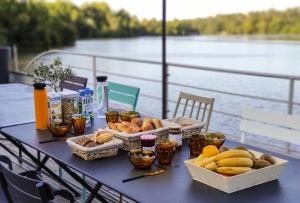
top-left (194, 150), bottom-right (254, 175)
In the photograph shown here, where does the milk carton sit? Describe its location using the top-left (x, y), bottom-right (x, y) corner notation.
top-left (48, 92), bottom-right (62, 125)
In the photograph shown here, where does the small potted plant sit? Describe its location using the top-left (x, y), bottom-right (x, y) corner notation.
top-left (33, 57), bottom-right (73, 92)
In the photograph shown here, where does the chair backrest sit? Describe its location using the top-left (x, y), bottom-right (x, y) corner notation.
top-left (60, 75), bottom-right (88, 91)
top-left (240, 107), bottom-right (300, 145)
top-left (107, 82), bottom-right (140, 111)
top-left (0, 156), bottom-right (53, 203)
top-left (173, 92), bottom-right (214, 132)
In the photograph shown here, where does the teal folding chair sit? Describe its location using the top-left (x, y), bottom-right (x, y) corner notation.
top-left (107, 82), bottom-right (140, 111)
top-left (80, 82), bottom-right (139, 200)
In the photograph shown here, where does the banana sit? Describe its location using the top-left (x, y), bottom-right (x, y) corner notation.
top-left (216, 167), bottom-right (252, 176)
top-left (214, 150), bottom-right (251, 162)
top-left (198, 155), bottom-right (217, 167)
top-left (216, 158), bottom-right (253, 167)
top-left (204, 161), bottom-right (217, 171)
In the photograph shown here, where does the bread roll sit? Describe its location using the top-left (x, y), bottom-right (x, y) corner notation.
top-left (152, 119), bottom-right (163, 129)
top-left (144, 118), bottom-right (153, 123)
top-left (142, 121), bottom-right (154, 132)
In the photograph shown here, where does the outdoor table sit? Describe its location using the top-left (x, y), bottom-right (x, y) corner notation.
top-left (1, 118), bottom-right (300, 203)
top-left (0, 83), bottom-right (34, 128)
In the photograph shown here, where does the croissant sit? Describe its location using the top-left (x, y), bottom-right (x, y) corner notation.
top-left (108, 122), bottom-right (118, 130)
top-left (131, 118), bottom-right (143, 127)
top-left (152, 119), bottom-right (163, 129)
top-left (117, 123), bottom-right (130, 133)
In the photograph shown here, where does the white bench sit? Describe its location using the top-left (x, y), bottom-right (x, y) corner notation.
top-left (240, 107), bottom-right (300, 153)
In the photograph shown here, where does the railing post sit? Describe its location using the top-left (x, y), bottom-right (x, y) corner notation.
top-left (92, 56), bottom-right (97, 91)
top-left (162, 0), bottom-right (167, 119)
top-left (288, 79), bottom-right (295, 115)
top-left (286, 78), bottom-right (295, 154)
top-left (162, 64), bottom-right (168, 119)
top-left (13, 44), bottom-right (19, 72)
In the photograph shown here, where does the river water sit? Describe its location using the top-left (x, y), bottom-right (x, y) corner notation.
top-left (24, 36), bottom-right (300, 148)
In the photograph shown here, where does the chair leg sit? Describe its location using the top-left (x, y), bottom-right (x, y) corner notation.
top-left (59, 166), bottom-right (63, 179)
top-left (82, 174), bottom-right (87, 201)
top-left (18, 149), bottom-right (22, 164)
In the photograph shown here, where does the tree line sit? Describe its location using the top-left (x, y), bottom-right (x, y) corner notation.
top-left (0, 0), bottom-right (300, 48)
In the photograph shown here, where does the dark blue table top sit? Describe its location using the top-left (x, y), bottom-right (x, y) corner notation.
top-left (1, 120), bottom-right (300, 203)
top-left (1, 83), bottom-right (300, 203)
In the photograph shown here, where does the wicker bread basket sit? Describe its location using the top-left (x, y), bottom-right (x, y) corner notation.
top-left (165, 117), bottom-right (205, 139)
top-left (105, 120), bottom-right (175, 151)
top-left (67, 133), bottom-right (123, 160)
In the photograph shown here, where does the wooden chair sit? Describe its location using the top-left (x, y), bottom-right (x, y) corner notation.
top-left (173, 92), bottom-right (215, 132)
top-left (0, 155), bottom-right (74, 203)
top-left (102, 82), bottom-right (140, 111)
top-left (60, 75), bottom-right (88, 91)
top-left (240, 107), bottom-right (300, 153)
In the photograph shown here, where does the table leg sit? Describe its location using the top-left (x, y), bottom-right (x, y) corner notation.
top-left (54, 159), bottom-right (108, 203)
top-left (35, 156), bottom-right (49, 171)
top-left (1, 132), bottom-right (80, 197)
top-left (85, 182), bottom-right (102, 203)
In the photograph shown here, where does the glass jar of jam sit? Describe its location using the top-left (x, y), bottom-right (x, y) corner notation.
top-left (188, 132), bottom-right (205, 156)
top-left (140, 134), bottom-right (156, 151)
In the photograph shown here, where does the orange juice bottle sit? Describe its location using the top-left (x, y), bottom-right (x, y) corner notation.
top-left (33, 83), bottom-right (48, 129)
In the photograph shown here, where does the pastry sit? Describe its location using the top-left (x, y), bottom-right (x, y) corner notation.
top-left (152, 119), bottom-right (163, 129)
top-left (142, 121), bottom-right (154, 132)
top-left (143, 118), bottom-right (153, 123)
top-left (108, 122), bottom-right (118, 130)
top-left (116, 122), bottom-right (129, 132)
top-left (131, 117), bottom-right (143, 127)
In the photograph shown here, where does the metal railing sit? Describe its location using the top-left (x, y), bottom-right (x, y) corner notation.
top-left (23, 49), bottom-right (300, 119)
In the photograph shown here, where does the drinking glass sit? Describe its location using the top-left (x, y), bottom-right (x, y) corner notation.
top-left (72, 114), bottom-right (86, 134)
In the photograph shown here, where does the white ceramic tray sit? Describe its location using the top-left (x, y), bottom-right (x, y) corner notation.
top-left (184, 150), bottom-right (288, 194)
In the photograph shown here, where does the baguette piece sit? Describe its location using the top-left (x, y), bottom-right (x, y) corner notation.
top-left (91, 133), bottom-right (113, 144)
top-left (152, 119), bottom-right (163, 129)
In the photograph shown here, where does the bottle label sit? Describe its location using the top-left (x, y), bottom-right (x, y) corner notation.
top-left (48, 93), bottom-right (62, 124)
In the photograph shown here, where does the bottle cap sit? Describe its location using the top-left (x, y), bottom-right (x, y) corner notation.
top-left (33, 83), bottom-right (46, 89)
top-left (96, 76), bottom-right (108, 82)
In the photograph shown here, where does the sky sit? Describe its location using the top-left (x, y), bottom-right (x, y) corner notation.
top-left (71, 0), bottom-right (300, 20)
